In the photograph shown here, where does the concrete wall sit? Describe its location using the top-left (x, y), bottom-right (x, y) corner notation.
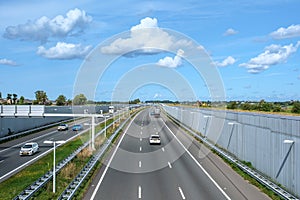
top-left (163, 105), bottom-right (300, 197)
top-left (0, 116), bottom-right (69, 136)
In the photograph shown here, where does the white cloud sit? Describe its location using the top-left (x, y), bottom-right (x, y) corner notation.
top-left (157, 49), bottom-right (184, 68)
top-left (223, 28), bottom-right (238, 36)
top-left (0, 58), bottom-right (17, 66)
top-left (101, 17), bottom-right (191, 56)
top-left (270, 24), bottom-right (300, 39)
top-left (3, 8), bottom-right (92, 42)
top-left (37, 42), bottom-right (92, 60)
top-left (130, 17), bottom-right (158, 31)
top-left (214, 56), bottom-right (236, 67)
top-left (239, 41), bottom-right (300, 74)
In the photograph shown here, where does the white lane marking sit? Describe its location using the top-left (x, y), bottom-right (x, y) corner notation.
top-left (0, 160), bottom-right (4, 163)
top-left (139, 146), bottom-right (142, 152)
top-left (162, 147), bottom-right (165, 152)
top-left (178, 187), bottom-right (186, 199)
top-left (90, 114), bottom-right (138, 200)
top-left (163, 120), bottom-right (231, 200)
top-left (0, 130), bottom-right (56, 153)
top-left (138, 185), bottom-right (142, 199)
top-left (140, 138), bottom-right (142, 142)
top-left (168, 161), bottom-right (172, 168)
top-left (140, 131), bottom-right (142, 135)
top-left (139, 161), bottom-right (142, 168)
top-left (141, 127), bottom-right (143, 130)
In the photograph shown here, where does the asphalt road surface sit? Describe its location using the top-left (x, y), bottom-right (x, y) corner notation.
top-left (85, 109), bottom-right (270, 200)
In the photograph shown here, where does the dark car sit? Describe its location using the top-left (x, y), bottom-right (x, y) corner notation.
top-left (72, 124), bottom-right (83, 131)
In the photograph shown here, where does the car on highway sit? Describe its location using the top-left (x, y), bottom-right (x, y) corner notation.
top-left (149, 134), bottom-right (161, 145)
top-left (72, 124), bottom-right (83, 131)
top-left (57, 123), bottom-right (69, 131)
top-left (20, 142), bottom-right (39, 156)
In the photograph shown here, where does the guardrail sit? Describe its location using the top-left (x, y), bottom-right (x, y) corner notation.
top-left (58, 116), bottom-right (130, 200)
top-left (13, 117), bottom-right (118, 200)
top-left (164, 110), bottom-right (299, 200)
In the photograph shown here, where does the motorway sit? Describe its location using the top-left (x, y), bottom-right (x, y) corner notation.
top-left (84, 108), bottom-right (270, 200)
top-left (0, 117), bottom-right (101, 182)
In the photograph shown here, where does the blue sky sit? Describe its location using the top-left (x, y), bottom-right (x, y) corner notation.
top-left (0, 0), bottom-right (300, 102)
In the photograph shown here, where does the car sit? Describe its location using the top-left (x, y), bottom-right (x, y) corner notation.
top-left (149, 134), bottom-right (161, 145)
top-left (20, 142), bottom-right (39, 156)
top-left (57, 124), bottom-right (69, 131)
top-left (72, 124), bottom-right (83, 131)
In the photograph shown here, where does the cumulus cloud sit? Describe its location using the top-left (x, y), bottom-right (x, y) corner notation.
top-left (223, 28), bottom-right (238, 36)
top-left (213, 56), bottom-right (236, 67)
top-left (101, 17), bottom-right (191, 56)
top-left (3, 8), bottom-right (92, 42)
top-left (130, 17), bottom-right (158, 31)
top-left (37, 42), bottom-right (92, 60)
top-left (270, 24), bottom-right (300, 39)
top-left (157, 49), bottom-right (184, 68)
top-left (0, 58), bottom-right (17, 66)
top-left (239, 41), bottom-right (300, 74)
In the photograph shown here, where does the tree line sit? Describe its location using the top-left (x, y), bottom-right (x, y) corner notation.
top-left (226, 100), bottom-right (300, 114)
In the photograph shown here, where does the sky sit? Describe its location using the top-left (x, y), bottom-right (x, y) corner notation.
top-left (0, 0), bottom-right (300, 102)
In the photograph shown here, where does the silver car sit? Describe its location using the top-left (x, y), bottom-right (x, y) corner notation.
top-left (20, 142), bottom-right (39, 156)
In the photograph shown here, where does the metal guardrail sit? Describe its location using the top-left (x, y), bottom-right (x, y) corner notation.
top-left (13, 117), bottom-right (118, 200)
top-left (58, 117), bottom-right (130, 200)
top-left (13, 142), bottom-right (88, 200)
top-left (164, 110), bottom-right (299, 200)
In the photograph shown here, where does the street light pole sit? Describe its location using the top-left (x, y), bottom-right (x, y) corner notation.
top-left (44, 140), bottom-right (66, 193)
top-left (104, 116), bottom-right (107, 138)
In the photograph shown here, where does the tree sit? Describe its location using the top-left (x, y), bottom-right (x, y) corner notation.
top-left (35, 90), bottom-right (48, 105)
top-left (73, 94), bottom-right (87, 105)
top-left (19, 96), bottom-right (25, 105)
top-left (291, 101), bottom-right (300, 114)
top-left (227, 101), bottom-right (238, 109)
top-left (12, 93), bottom-right (18, 104)
top-left (56, 95), bottom-right (67, 106)
top-left (67, 99), bottom-right (72, 105)
top-left (129, 98), bottom-right (141, 104)
top-left (0, 92), bottom-right (2, 99)
top-left (6, 93), bottom-right (12, 104)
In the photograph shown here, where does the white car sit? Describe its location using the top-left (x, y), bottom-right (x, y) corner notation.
top-left (57, 124), bottom-right (69, 131)
top-left (149, 135), bottom-right (161, 145)
top-left (20, 142), bottom-right (39, 156)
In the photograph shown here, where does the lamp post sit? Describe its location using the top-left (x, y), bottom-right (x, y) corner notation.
top-left (102, 115), bottom-right (108, 138)
top-left (43, 140), bottom-right (66, 193)
top-left (84, 122), bottom-right (94, 150)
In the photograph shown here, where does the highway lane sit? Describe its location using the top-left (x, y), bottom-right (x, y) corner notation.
top-left (0, 117), bottom-right (103, 182)
top-left (87, 108), bottom-right (270, 200)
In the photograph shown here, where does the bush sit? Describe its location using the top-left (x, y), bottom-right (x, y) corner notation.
top-left (291, 101), bottom-right (300, 113)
